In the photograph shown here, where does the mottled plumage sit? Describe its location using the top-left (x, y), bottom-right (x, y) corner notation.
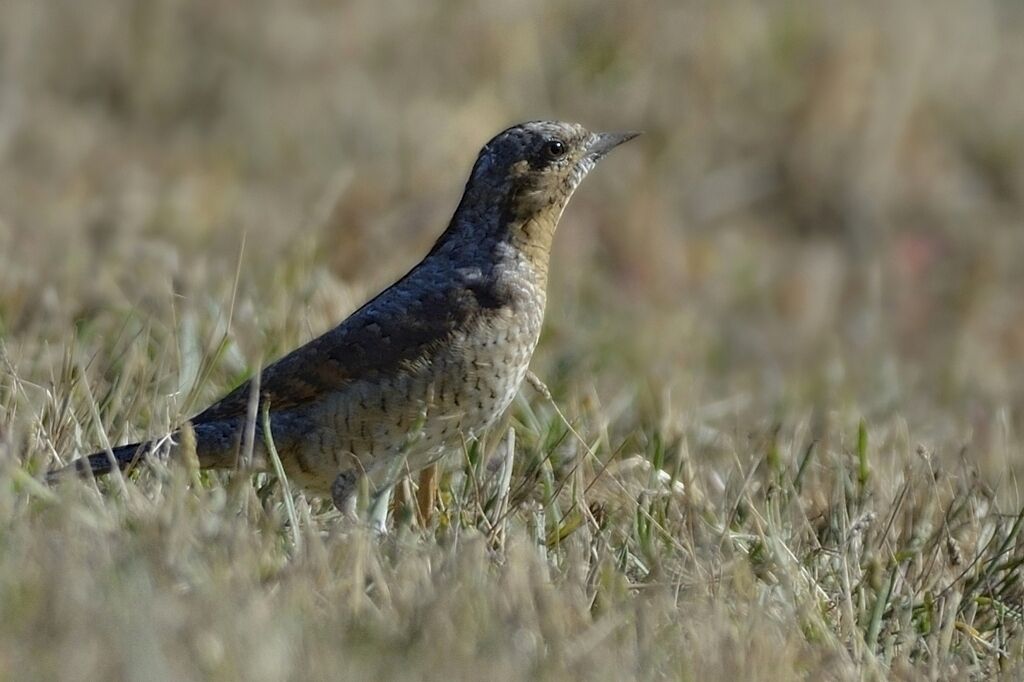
top-left (52, 121), bottom-right (638, 511)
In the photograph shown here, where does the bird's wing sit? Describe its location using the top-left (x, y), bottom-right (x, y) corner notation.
top-left (191, 272), bottom-right (496, 424)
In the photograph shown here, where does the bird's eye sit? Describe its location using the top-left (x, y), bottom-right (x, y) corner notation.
top-left (544, 139), bottom-right (568, 160)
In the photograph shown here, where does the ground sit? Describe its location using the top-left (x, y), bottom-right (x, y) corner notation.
top-left (2, 1), bottom-right (1024, 679)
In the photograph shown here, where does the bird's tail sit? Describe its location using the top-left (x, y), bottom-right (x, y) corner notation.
top-left (47, 421), bottom-right (250, 486)
top-left (46, 440), bottom-right (163, 485)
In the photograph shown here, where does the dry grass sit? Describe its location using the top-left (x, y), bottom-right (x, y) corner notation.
top-left (3, 1), bottom-right (1024, 679)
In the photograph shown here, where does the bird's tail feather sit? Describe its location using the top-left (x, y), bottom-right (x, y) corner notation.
top-left (47, 421), bottom-right (250, 486)
top-left (47, 440), bottom-right (162, 485)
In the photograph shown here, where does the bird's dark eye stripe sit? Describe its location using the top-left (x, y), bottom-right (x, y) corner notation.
top-left (545, 140), bottom-right (567, 159)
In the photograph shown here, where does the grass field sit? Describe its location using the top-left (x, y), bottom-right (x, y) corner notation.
top-left (3, 1), bottom-right (1024, 679)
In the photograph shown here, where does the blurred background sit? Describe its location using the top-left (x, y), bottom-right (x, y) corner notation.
top-left (2, 0), bottom-right (1023, 485)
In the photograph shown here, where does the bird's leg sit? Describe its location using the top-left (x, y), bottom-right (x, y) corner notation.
top-left (416, 463), bottom-right (438, 527)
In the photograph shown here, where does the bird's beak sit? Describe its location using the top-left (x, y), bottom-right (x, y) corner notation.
top-left (586, 131), bottom-right (641, 160)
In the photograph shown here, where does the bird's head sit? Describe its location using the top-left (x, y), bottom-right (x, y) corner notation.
top-left (469, 120), bottom-right (639, 221)
top-left (441, 121), bottom-right (638, 268)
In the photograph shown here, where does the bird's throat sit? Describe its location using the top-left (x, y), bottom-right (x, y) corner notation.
top-left (508, 214), bottom-right (558, 284)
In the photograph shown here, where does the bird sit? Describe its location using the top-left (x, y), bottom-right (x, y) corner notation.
top-left (50, 120), bottom-right (638, 521)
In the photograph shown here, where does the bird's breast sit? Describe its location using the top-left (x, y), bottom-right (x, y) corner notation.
top-left (289, 280), bottom-right (546, 494)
